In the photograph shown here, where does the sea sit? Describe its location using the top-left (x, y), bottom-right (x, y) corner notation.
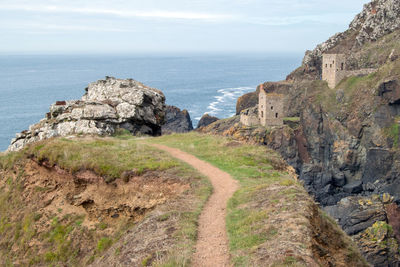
top-left (0, 53), bottom-right (302, 151)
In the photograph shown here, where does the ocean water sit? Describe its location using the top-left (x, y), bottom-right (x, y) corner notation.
top-left (0, 53), bottom-right (302, 151)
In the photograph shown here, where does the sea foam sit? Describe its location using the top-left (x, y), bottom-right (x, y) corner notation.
top-left (205, 86), bottom-right (255, 118)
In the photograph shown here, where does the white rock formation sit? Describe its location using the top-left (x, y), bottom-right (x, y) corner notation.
top-left (8, 77), bottom-right (165, 151)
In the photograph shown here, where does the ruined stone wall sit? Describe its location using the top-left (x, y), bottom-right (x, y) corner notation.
top-left (347, 68), bottom-right (377, 77)
top-left (240, 107), bottom-right (259, 126)
top-left (259, 91), bottom-right (284, 126)
top-left (240, 114), bottom-right (259, 126)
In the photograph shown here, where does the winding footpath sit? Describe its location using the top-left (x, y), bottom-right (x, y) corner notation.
top-left (151, 144), bottom-right (239, 267)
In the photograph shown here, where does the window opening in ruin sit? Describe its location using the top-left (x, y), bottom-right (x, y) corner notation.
top-left (341, 63), bottom-right (344, 70)
top-left (333, 60), bottom-right (335, 64)
top-left (275, 113), bottom-right (278, 118)
top-left (330, 64), bottom-right (332, 68)
top-left (261, 111), bottom-right (263, 118)
top-left (325, 64), bottom-right (328, 68)
top-left (271, 106), bottom-right (273, 110)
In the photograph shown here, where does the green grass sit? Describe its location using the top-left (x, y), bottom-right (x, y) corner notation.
top-left (147, 132), bottom-right (288, 187)
top-left (3, 137), bottom-right (180, 182)
top-left (147, 132), bottom-right (297, 266)
top-left (0, 150), bottom-right (26, 170)
top-left (97, 237), bottom-right (113, 252)
top-left (384, 120), bottom-right (400, 148)
top-left (283, 117), bottom-right (300, 122)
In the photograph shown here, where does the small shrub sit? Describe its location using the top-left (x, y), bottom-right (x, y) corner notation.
top-left (97, 237), bottom-right (113, 252)
top-left (279, 179), bottom-right (295, 186)
top-left (384, 122), bottom-right (400, 148)
top-left (44, 252), bottom-right (57, 262)
top-left (97, 222), bottom-right (108, 230)
top-left (141, 254), bottom-right (153, 266)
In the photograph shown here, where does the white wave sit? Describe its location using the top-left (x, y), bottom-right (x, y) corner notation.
top-left (204, 86), bottom-right (255, 117)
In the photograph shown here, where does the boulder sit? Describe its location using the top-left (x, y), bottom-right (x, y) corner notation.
top-left (197, 114), bottom-right (219, 129)
top-left (8, 77), bottom-right (166, 151)
top-left (162, 105), bottom-right (193, 134)
top-left (355, 221), bottom-right (400, 266)
top-left (324, 196), bottom-right (386, 236)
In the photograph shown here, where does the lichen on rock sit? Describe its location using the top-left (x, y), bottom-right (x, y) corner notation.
top-left (8, 77), bottom-right (166, 151)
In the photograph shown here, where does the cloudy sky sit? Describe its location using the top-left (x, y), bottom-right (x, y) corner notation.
top-left (0, 0), bottom-right (371, 54)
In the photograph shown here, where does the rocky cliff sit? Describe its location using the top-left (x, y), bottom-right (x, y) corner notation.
top-left (161, 105), bottom-right (193, 134)
top-left (201, 0), bottom-right (400, 265)
top-left (8, 77), bottom-right (166, 151)
top-left (299, 0), bottom-right (400, 80)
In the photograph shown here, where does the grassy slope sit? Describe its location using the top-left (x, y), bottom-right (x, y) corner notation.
top-left (0, 136), bottom-right (212, 266)
top-left (0, 132), bottom-right (368, 266)
top-left (148, 132), bottom-right (367, 266)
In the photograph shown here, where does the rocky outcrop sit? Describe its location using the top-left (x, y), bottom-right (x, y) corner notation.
top-left (197, 114), bottom-right (219, 129)
top-left (325, 195), bottom-right (400, 266)
top-left (236, 91), bottom-right (258, 115)
top-left (349, 0), bottom-right (400, 46)
top-left (8, 77), bottom-right (166, 151)
top-left (162, 105), bottom-right (193, 134)
top-left (301, 0), bottom-right (400, 76)
top-left (325, 196), bottom-right (387, 236)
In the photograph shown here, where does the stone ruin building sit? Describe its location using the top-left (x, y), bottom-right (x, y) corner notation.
top-left (322, 54), bottom-right (347, 88)
top-left (258, 88), bottom-right (284, 126)
top-left (240, 84), bottom-right (284, 127)
top-left (322, 53), bottom-right (377, 88)
top-left (240, 53), bottom-right (377, 127)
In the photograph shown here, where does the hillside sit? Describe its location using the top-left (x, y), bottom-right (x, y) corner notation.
top-left (0, 134), bottom-right (212, 266)
top-left (202, 0), bottom-right (400, 265)
top-left (0, 133), bottom-right (367, 266)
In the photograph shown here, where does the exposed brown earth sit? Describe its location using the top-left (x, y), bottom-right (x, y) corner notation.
top-left (151, 144), bottom-right (239, 267)
top-left (0, 158), bottom-right (200, 266)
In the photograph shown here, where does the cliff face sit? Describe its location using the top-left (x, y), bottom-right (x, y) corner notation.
top-left (201, 0), bottom-right (400, 265)
top-left (8, 77), bottom-right (166, 151)
top-left (267, 0), bottom-right (400, 208)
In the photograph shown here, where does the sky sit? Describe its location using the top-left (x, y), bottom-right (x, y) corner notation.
top-left (0, 0), bottom-right (371, 54)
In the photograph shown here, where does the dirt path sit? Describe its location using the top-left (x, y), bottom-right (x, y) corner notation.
top-left (151, 144), bottom-right (239, 267)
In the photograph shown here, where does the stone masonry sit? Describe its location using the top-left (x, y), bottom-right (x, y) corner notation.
top-left (322, 54), bottom-right (376, 88)
top-left (322, 54), bottom-right (347, 88)
top-left (239, 107), bottom-right (259, 127)
top-left (258, 88), bottom-right (284, 126)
